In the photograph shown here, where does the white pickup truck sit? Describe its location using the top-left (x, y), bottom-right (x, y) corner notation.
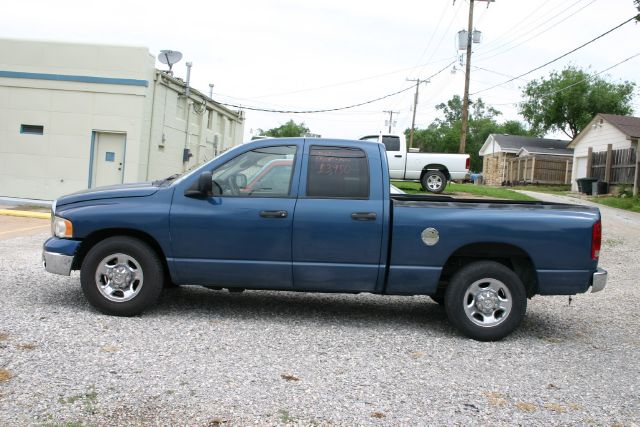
top-left (360, 134), bottom-right (470, 193)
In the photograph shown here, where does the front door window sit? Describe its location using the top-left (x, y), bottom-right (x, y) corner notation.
top-left (210, 145), bottom-right (296, 197)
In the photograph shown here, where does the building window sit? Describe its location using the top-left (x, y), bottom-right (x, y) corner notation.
top-left (207, 108), bottom-right (213, 129)
top-left (20, 124), bottom-right (44, 135)
top-left (217, 113), bottom-right (225, 134)
top-left (307, 146), bottom-right (369, 199)
top-left (177, 96), bottom-right (186, 120)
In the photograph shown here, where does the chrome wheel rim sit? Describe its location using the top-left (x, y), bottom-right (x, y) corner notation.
top-left (463, 278), bottom-right (512, 327)
top-left (95, 253), bottom-right (144, 302)
top-left (426, 175), bottom-right (443, 191)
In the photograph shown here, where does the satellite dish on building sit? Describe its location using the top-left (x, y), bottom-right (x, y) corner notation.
top-left (158, 50), bottom-right (183, 72)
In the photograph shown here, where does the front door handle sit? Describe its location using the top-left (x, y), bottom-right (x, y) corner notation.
top-left (394, 154), bottom-right (402, 158)
top-left (351, 212), bottom-right (377, 221)
top-left (260, 210), bottom-right (288, 218)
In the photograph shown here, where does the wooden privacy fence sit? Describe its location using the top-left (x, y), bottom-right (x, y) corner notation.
top-left (506, 155), bottom-right (573, 184)
top-left (589, 146), bottom-right (636, 184)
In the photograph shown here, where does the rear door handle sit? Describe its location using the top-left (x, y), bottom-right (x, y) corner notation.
top-left (260, 210), bottom-right (288, 218)
top-left (351, 212), bottom-right (377, 221)
top-left (394, 154), bottom-right (402, 158)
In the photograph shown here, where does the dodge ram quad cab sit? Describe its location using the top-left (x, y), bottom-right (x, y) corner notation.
top-left (43, 138), bottom-right (607, 341)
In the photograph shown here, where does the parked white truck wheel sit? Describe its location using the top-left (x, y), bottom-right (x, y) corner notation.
top-left (421, 170), bottom-right (447, 193)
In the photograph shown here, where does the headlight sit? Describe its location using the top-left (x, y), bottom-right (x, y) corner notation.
top-left (52, 216), bottom-right (73, 238)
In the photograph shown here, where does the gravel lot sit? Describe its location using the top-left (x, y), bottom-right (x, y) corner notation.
top-left (0, 193), bottom-right (639, 426)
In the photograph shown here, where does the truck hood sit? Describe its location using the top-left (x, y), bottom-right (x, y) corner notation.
top-left (55, 182), bottom-right (159, 207)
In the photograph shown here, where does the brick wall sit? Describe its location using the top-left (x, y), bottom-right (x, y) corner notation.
top-left (482, 153), bottom-right (513, 185)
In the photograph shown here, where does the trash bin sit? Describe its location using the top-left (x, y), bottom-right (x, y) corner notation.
top-left (576, 178), bottom-right (598, 195)
top-left (592, 181), bottom-right (609, 195)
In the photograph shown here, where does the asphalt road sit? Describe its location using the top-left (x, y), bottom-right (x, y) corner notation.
top-left (0, 194), bottom-right (638, 426)
top-left (0, 215), bottom-right (49, 241)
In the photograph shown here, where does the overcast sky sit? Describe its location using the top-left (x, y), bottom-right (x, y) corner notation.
top-left (2, 0), bottom-right (639, 141)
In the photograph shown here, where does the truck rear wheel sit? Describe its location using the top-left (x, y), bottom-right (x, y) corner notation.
top-left (421, 170), bottom-right (447, 194)
top-left (80, 236), bottom-right (164, 316)
top-left (445, 261), bottom-right (526, 341)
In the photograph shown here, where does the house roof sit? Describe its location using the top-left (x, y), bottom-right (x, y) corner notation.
top-left (517, 146), bottom-right (574, 157)
top-left (568, 114), bottom-right (640, 148)
top-left (598, 114), bottom-right (640, 139)
top-left (479, 134), bottom-right (571, 156)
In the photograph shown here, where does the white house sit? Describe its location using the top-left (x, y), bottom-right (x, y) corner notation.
top-left (568, 114), bottom-right (640, 194)
top-left (0, 38), bottom-right (245, 201)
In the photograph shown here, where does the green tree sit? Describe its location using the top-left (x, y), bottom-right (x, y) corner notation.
top-left (520, 66), bottom-right (635, 139)
top-left (408, 96), bottom-right (535, 171)
top-left (258, 120), bottom-right (310, 137)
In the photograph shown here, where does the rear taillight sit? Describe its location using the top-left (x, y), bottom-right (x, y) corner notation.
top-left (592, 220), bottom-right (602, 260)
top-left (465, 157), bottom-right (470, 170)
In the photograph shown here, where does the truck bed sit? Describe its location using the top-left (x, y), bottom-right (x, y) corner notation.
top-left (390, 194), bottom-right (596, 212)
top-left (386, 194), bottom-right (600, 296)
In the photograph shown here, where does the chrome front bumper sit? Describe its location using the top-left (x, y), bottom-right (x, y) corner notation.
top-left (591, 268), bottom-right (607, 293)
top-left (43, 251), bottom-right (74, 276)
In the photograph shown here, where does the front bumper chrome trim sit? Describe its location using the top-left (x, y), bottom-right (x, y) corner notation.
top-left (43, 251), bottom-right (74, 276)
top-left (591, 268), bottom-right (607, 293)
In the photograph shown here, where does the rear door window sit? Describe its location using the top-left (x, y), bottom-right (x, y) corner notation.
top-left (306, 146), bottom-right (369, 199)
top-left (381, 136), bottom-right (400, 151)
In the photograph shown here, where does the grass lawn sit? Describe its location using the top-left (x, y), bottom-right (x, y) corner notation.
top-left (590, 196), bottom-right (640, 213)
top-left (392, 181), bottom-right (537, 201)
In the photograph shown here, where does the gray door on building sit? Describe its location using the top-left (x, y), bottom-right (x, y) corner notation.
top-left (92, 132), bottom-right (126, 188)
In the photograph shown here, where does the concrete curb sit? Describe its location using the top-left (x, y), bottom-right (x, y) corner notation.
top-left (0, 209), bottom-right (50, 220)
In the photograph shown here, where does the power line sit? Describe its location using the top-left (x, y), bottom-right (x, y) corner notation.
top-left (417, 0), bottom-right (465, 77)
top-left (471, 14), bottom-right (639, 96)
top-left (218, 55), bottom-right (455, 101)
top-left (472, 65), bottom-right (530, 81)
top-left (476, 0), bottom-right (558, 50)
top-left (218, 60), bottom-right (456, 114)
top-left (475, 0), bottom-right (598, 62)
top-left (485, 51), bottom-right (640, 106)
top-left (394, 0), bottom-right (452, 118)
top-left (411, 0), bottom-right (450, 71)
top-left (476, 0), bottom-right (590, 58)
top-left (219, 85), bottom-right (414, 114)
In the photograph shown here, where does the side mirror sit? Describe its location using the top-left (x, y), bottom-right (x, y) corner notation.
top-left (185, 171), bottom-right (213, 198)
top-left (198, 171), bottom-right (213, 194)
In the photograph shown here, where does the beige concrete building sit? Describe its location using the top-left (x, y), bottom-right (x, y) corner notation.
top-left (0, 38), bottom-right (244, 200)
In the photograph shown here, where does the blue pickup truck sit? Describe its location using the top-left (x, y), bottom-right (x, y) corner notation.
top-left (43, 138), bottom-right (607, 341)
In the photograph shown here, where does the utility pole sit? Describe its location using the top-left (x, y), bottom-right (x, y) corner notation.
top-left (458, 0), bottom-right (492, 154)
top-left (459, 0), bottom-right (475, 155)
top-left (383, 110), bottom-right (399, 133)
top-left (407, 78), bottom-right (429, 150)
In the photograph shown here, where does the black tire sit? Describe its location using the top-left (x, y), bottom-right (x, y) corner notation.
top-left (80, 236), bottom-right (165, 316)
top-left (445, 261), bottom-right (527, 341)
top-left (421, 170), bottom-right (447, 194)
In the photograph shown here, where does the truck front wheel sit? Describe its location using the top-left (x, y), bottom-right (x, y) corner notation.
top-left (445, 261), bottom-right (527, 341)
top-left (80, 236), bottom-right (164, 316)
top-left (421, 170), bottom-right (447, 194)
